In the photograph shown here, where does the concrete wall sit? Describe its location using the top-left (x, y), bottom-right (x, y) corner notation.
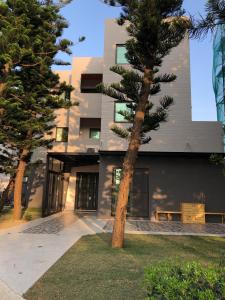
top-left (26, 163), bottom-right (46, 208)
top-left (98, 154), bottom-right (225, 220)
top-left (48, 57), bottom-right (103, 154)
top-left (100, 19), bottom-right (224, 153)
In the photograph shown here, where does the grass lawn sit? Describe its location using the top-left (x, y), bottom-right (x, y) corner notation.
top-left (0, 207), bottom-right (41, 230)
top-left (24, 233), bottom-right (225, 300)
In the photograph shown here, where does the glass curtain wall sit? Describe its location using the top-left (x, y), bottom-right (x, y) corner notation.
top-left (213, 25), bottom-right (225, 150)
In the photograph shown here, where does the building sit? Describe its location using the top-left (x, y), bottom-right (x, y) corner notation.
top-left (213, 24), bottom-right (225, 149)
top-left (28, 19), bottom-right (225, 221)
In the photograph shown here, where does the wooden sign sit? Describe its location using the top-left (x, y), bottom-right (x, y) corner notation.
top-left (181, 203), bottom-right (205, 224)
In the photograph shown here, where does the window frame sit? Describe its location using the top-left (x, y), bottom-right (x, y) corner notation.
top-left (55, 127), bottom-right (69, 143)
top-left (116, 44), bottom-right (129, 65)
top-left (89, 128), bottom-right (101, 140)
top-left (114, 102), bottom-right (131, 123)
top-left (80, 73), bottom-right (103, 93)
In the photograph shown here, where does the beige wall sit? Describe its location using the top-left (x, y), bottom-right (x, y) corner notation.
top-left (49, 57), bottom-right (103, 153)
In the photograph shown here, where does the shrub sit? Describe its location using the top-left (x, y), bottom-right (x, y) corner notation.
top-left (144, 262), bottom-right (225, 300)
top-left (23, 212), bottom-right (33, 221)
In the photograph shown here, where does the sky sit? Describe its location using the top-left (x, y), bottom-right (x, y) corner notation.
top-left (58, 0), bottom-right (216, 121)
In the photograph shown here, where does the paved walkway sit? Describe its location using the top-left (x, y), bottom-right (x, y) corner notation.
top-left (1, 214), bottom-right (225, 299)
top-left (104, 220), bottom-right (225, 236)
top-left (0, 280), bottom-right (23, 300)
top-left (0, 212), bottom-right (106, 297)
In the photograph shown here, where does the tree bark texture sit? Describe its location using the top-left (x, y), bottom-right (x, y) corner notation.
top-left (13, 149), bottom-right (28, 220)
top-left (112, 69), bottom-right (152, 248)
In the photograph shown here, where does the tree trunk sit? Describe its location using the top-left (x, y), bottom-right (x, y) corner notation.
top-left (0, 177), bottom-right (15, 212)
top-left (13, 149), bottom-right (28, 220)
top-left (112, 69), bottom-right (152, 248)
top-left (0, 63), bottom-right (10, 116)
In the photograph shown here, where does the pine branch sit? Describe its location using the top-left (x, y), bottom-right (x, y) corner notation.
top-left (160, 96), bottom-right (174, 109)
top-left (111, 125), bottom-right (129, 139)
top-left (97, 83), bottom-right (129, 102)
top-left (154, 73), bottom-right (177, 84)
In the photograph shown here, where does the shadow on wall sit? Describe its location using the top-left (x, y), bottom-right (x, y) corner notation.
top-left (23, 162), bottom-right (46, 208)
top-left (149, 157), bottom-right (225, 218)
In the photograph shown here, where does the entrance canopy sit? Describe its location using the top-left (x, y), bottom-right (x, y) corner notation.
top-left (43, 153), bottom-right (100, 217)
top-left (48, 152), bottom-right (100, 169)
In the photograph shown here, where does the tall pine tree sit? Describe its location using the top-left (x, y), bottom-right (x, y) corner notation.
top-left (102, 0), bottom-right (188, 248)
top-left (0, 0), bottom-right (78, 219)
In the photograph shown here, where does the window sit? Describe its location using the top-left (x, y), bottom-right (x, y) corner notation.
top-left (65, 89), bottom-right (71, 101)
top-left (116, 45), bottom-right (129, 64)
top-left (59, 89), bottom-right (71, 102)
top-left (55, 127), bottom-right (68, 142)
top-left (89, 128), bottom-right (100, 140)
top-left (80, 74), bottom-right (103, 93)
top-left (114, 102), bottom-right (131, 123)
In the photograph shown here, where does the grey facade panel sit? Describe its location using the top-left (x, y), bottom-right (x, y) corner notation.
top-left (98, 154), bottom-right (225, 220)
top-left (100, 19), bottom-right (224, 153)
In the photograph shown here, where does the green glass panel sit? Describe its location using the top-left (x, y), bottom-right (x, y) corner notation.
top-left (56, 127), bottom-right (68, 142)
top-left (213, 25), bottom-right (225, 150)
top-left (115, 102), bottom-right (130, 122)
top-left (116, 45), bottom-right (128, 64)
top-left (90, 128), bottom-right (100, 140)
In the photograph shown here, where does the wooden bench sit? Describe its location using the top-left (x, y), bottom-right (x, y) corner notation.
top-left (205, 212), bottom-right (225, 224)
top-left (155, 208), bottom-right (225, 224)
top-left (155, 209), bottom-right (181, 221)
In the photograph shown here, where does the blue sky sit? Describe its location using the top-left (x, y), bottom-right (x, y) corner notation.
top-left (59, 0), bottom-right (216, 121)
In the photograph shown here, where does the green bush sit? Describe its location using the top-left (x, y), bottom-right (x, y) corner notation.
top-left (144, 262), bottom-right (225, 300)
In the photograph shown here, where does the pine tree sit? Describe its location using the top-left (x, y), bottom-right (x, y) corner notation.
top-left (0, 0), bottom-right (80, 219)
top-left (190, 0), bottom-right (225, 38)
top-left (102, 0), bottom-right (188, 248)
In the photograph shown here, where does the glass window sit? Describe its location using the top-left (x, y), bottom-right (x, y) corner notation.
top-left (89, 128), bottom-right (100, 140)
top-left (115, 102), bottom-right (130, 123)
top-left (116, 45), bottom-right (129, 64)
top-left (65, 90), bottom-right (71, 101)
top-left (56, 127), bottom-right (68, 142)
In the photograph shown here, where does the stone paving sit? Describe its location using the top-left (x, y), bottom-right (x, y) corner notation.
top-left (0, 212), bottom-right (106, 296)
top-left (104, 220), bottom-right (225, 236)
top-left (22, 213), bottom-right (78, 234)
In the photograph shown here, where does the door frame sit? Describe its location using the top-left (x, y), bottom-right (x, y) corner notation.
top-left (111, 167), bottom-right (150, 218)
top-left (75, 172), bottom-right (99, 211)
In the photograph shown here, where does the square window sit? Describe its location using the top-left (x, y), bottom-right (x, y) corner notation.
top-left (89, 128), bottom-right (100, 140)
top-left (116, 45), bottom-right (128, 64)
top-left (115, 102), bottom-right (131, 123)
top-left (56, 127), bottom-right (68, 142)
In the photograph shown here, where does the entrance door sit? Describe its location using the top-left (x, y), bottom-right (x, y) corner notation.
top-left (129, 169), bottom-right (149, 218)
top-left (47, 171), bottom-right (64, 214)
top-left (75, 173), bottom-right (99, 211)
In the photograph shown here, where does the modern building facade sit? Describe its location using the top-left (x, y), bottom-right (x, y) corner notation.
top-left (28, 20), bottom-right (225, 221)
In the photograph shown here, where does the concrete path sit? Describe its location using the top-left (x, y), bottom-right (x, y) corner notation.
top-left (0, 280), bottom-right (24, 300)
top-left (0, 212), bottom-right (106, 297)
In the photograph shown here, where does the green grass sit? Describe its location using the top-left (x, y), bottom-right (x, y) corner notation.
top-left (0, 207), bottom-right (41, 229)
top-left (24, 233), bottom-right (225, 300)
